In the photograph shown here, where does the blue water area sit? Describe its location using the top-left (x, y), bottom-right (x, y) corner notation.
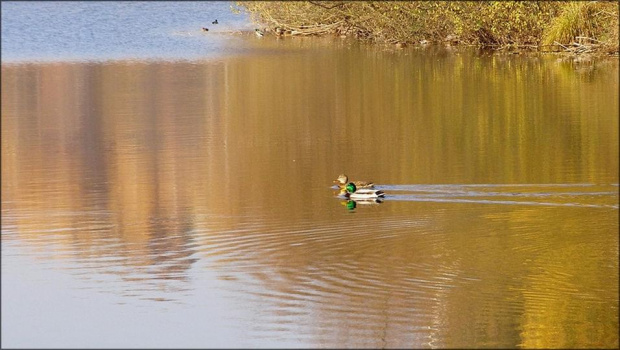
top-left (1, 1), bottom-right (254, 63)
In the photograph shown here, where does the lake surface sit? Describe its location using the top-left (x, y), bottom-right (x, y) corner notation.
top-left (2, 2), bottom-right (618, 348)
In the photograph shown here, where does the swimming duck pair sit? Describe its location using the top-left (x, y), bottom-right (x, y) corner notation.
top-left (333, 174), bottom-right (384, 199)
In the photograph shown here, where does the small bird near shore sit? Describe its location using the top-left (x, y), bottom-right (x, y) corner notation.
top-left (255, 29), bottom-right (264, 37)
top-left (201, 27), bottom-right (209, 32)
top-left (212, 19), bottom-right (218, 24)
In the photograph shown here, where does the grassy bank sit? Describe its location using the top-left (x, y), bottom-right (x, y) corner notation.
top-left (237, 1), bottom-right (619, 55)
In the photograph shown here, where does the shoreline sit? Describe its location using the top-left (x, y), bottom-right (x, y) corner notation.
top-left (238, 1), bottom-right (619, 57)
top-left (253, 28), bottom-right (620, 58)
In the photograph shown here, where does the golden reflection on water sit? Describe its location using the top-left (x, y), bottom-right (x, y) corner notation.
top-left (1, 41), bottom-right (618, 348)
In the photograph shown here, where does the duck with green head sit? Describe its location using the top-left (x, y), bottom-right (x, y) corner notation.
top-left (333, 174), bottom-right (374, 189)
top-left (340, 182), bottom-right (385, 199)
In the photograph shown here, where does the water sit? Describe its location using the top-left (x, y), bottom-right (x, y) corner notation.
top-left (2, 2), bottom-right (619, 348)
top-left (1, 1), bottom-right (253, 62)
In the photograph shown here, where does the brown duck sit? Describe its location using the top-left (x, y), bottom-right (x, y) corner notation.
top-left (333, 174), bottom-right (375, 189)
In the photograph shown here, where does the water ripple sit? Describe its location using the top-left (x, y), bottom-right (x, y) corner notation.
top-left (367, 183), bottom-right (619, 209)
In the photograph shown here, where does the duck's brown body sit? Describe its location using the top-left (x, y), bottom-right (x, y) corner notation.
top-left (333, 174), bottom-right (375, 189)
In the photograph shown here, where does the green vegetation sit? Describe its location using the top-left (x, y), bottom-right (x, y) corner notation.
top-left (542, 2), bottom-right (618, 54)
top-left (237, 1), bottom-right (619, 54)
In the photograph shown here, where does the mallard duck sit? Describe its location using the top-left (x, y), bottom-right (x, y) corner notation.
top-left (341, 182), bottom-right (385, 199)
top-left (255, 29), bottom-right (264, 37)
top-left (212, 19), bottom-right (218, 25)
top-left (201, 27), bottom-right (209, 32)
top-left (333, 174), bottom-right (374, 189)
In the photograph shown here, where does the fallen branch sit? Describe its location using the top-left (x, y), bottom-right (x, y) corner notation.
top-left (576, 36), bottom-right (603, 43)
top-left (554, 41), bottom-right (570, 50)
top-left (308, 1), bottom-right (345, 10)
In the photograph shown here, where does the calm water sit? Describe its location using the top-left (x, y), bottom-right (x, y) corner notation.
top-left (1, 1), bottom-right (254, 62)
top-left (2, 2), bottom-right (619, 349)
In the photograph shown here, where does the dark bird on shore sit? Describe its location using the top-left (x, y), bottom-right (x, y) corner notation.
top-left (212, 19), bottom-right (218, 24)
top-left (202, 27), bottom-right (209, 32)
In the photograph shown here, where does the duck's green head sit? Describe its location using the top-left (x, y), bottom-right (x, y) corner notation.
top-left (346, 200), bottom-right (356, 210)
top-left (345, 182), bottom-right (356, 193)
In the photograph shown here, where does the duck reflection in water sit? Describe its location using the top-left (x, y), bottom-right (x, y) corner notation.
top-left (340, 197), bottom-right (384, 210)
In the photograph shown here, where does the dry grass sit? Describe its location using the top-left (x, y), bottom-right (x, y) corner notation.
top-left (237, 1), bottom-right (619, 54)
top-left (456, 2), bottom-right (560, 46)
top-left (237, 1), bottom-right (462, 43)
top-left (543, 1), bottom-right (618, 54)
